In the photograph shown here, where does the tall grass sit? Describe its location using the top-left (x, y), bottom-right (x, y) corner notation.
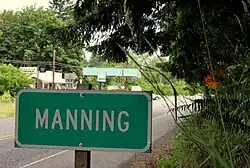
top-left (0, 92), bottom-right (15, 118)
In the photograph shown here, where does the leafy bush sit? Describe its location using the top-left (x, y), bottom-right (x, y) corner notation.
top-left (0, 92), bottom-right (14, 103)
top-left (157, 111), bottom-right (250, 168)
top-left (137, 78), bottom-right (198, 95)
top-left (0, 64), bottom-right (32, 96)
top-left (84, 71), bottom-right (201, 95)
top-left (0, 92), bottom-right (15, 118)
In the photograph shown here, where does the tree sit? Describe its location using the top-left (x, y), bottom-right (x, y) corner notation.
top-left (0, 6), bottom-right (84, 76)
top-left (54, 0), bottom-right (250, 84)
top-left (156, 0), bottom-right (250, 83)
top-left (85, 54), bottom-right (104, 67)
top-left (55, 0), bottom-right (165, 62)
top-left (49, 0), bottom-right (75, 21)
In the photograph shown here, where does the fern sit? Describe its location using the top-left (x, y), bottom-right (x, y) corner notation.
top-left (169, 92), bottom-right (250, 134)
top-left (167, 91), bottom-right (250, 166)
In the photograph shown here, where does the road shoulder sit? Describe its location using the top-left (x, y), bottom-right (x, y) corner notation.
top-left (120, 127), bottom-right (178, 168)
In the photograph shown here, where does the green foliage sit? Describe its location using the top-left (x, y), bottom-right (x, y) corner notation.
top-left (126, 77), bottom-right (198, 95)
top-left (157, 115), bottom-right (250, 168)
top-left (49, 0), bottom-right (75, 21)
top-left (156, 118), bottom-right (211, 168)
top-left (0, 101), bottom-right (15, 118)
top-left (159, 0), bottom-right (250, 83)
top-left (54, 0), bottom-right (250, 167)
top-left (170, 90), bottom-right (250, 134)
top-left (0, 64), bottom-right (32, 95)
top-left (54, 0), bottom-right (164, 62)
top-left (0, 92), bottom-right (14, 103)
top-left (85, 55), bottom-right (104, 67)
top-left (52, 0), bottom-right (250, 84)
top-left (0, 6), bottom-right (84, 76)
top-left (84, 52), bottom-right (200, 95)
top-left (157, 131), bottom-right (191, 168)
top-left (154, 1), bottom-right (250, 167)
top-left (184, 83), bottom-right (204, 96)
top-left (84, 74), bottom-right (196, 95)
top-left (162, 64), bottom-right (250, 167)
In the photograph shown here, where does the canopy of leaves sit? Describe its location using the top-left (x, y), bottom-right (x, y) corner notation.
top-left (55, 0), bottom-right (250, 83)
top-left (158, 0), bottom-right (250, 83)
top-left (56, 0), bottom-right (166, 63)
top-left (49, 0), bottom-right (75, 21)
top-left (0, 6), bottom-right (84, 76)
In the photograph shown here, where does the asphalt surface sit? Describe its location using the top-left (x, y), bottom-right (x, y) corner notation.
top-left (0, 96), bottom-right (192, 168)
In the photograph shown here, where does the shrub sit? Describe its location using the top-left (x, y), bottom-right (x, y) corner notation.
top-left (0, 92), bottom-right (14, 103)
top-left (157, 113), bottom-right (250, 168)
top-left (138, 79), bottom-right (198, 96)
top-left (0, 64), bottom-right (32, 95)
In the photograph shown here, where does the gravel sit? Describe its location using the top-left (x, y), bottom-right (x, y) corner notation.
top-left (120, 127), bottom-right (178, 168)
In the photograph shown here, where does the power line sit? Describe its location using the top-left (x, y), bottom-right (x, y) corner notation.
top-left (0, 59), bottom-right (82, 69)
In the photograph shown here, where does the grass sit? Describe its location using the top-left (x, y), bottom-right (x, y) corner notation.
top-left (156, 117), bottom-right (211, 168)
top-left (156, 113), bottom-right (250, 168)
top-left (0, 102), bottom-right (15, 118)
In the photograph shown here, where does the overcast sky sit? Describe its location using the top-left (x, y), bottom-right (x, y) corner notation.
top-left (0, 0), bottom-right (50, 11)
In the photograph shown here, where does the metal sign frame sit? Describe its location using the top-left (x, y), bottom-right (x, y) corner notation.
top-left (15, 89), bottom-right (152, 153)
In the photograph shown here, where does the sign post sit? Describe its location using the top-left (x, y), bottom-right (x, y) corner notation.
top-left (97, 72), bottom-right (106, 90)
top-left (75, 83), bottom-right (91, 168)
top-left (15, 89), bottom-right (152, 166)
top-left (97, 72), bottom-right (106, 83)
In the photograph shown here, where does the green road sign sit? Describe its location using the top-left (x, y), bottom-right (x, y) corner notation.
top-left (15, 89), bottom-right (152, 153)
top-left (97, 72), bottom-right (106, 82)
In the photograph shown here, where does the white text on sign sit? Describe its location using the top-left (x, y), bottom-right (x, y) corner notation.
top-left (35, 109), bottom-right (130, 132)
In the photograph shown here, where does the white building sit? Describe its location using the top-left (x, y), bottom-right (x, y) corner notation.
top-left (31, 71), bottom-right (66, 89)
top-left (20, 67), bottom-right (78, 89)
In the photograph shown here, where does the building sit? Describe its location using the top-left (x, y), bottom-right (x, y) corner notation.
top-left (31, 71), bottom-right (67, 89)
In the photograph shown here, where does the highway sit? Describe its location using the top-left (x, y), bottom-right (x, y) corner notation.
top-left (0, 96), bottom-right (192, 168)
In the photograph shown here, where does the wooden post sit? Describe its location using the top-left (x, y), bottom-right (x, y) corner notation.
top-left (75, 83), bottom-right (92, 168)
top-left (75, 151), bottom-right (91, 168)
top-left (99, 82), bottom-right (101, 90)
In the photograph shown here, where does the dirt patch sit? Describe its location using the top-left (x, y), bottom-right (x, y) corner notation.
top-left (120, 128), bottom-right (178, 168)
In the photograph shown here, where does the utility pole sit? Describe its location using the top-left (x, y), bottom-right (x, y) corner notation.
top-left (120, 63), bottom-right (126, 89)
top-left (52, 49), bottom-right (56, 89)
top-left (36, 64), bottom-right (40, 88)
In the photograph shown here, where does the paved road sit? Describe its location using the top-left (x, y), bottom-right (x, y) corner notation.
top-left (0, 97), bottom-right (191, 168)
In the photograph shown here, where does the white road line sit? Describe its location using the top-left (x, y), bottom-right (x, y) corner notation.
top-left (19, 150), bottom-right (68, 168)
top-left (0, 134), bottom-right (14, 141)
top-left (19, 113), bottom-right (168, 168)
top-left (152, 114), bottom-right (167, 120)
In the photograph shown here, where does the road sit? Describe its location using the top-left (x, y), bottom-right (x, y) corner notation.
top-left (0, 96), bottom-right (192, 168)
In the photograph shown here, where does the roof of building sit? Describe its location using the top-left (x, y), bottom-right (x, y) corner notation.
top-left (83, 67), bottom-right (141, 77)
